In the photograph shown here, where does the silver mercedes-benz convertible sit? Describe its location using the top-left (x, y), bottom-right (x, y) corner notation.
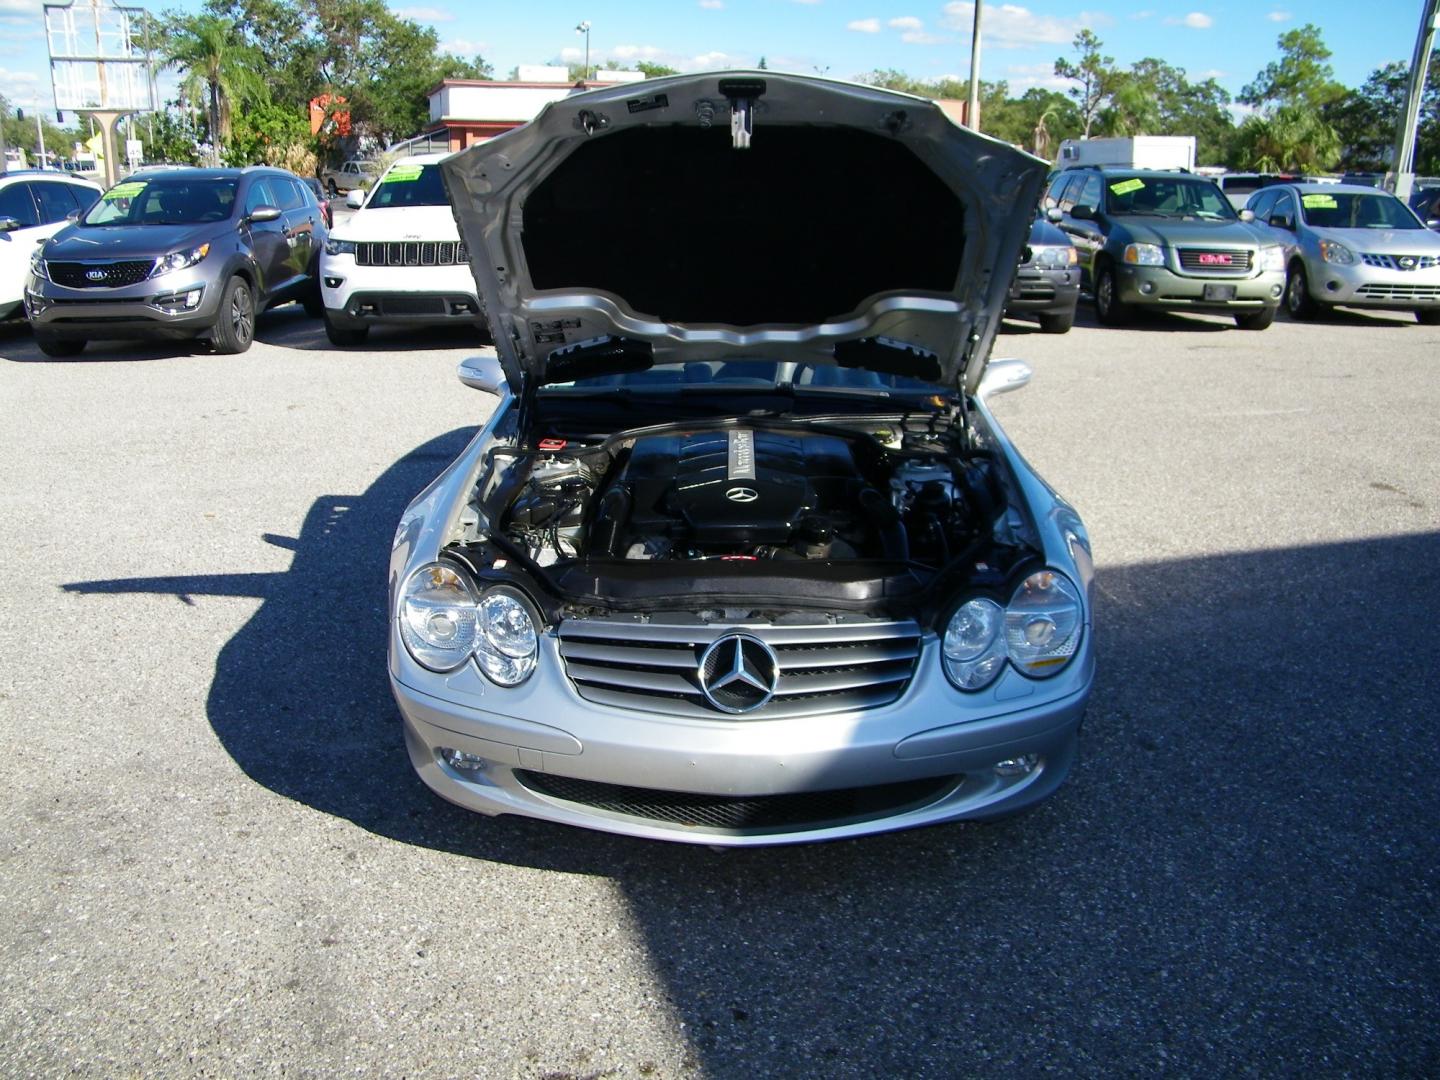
top-left (387, 72), bottom-right (1095, 845)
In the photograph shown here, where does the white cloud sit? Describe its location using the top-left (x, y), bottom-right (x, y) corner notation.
top-left (699, 0), bottom-right (725, 8)
top-left (441, 37), bottom-right (488, 55)
top-left (0, 65), bottom-right (39, 84)
top-left (1266, 10), bottom-right (1291, 20)
top-left (1198, 68), bottom-right (1226, 79)
top-left (889, 15), bottom-right (923, 30)
top-left (940, 3), bottom-right (1110, 48)
top-left (847, 17), bottom-right (882, 32)
top-left (559, 46), bottom-right (583, 62)
top-left (1130, 9), bottom-right (1154, 18)
top-left (610, 43), bottom-right (667, 61)
top-left (901, 31), bottom-right (947, 43)
top-left (683, 50), bottom-right (746, 70)
top-left (394, 5), bottom-right (454, 20)
top-left (0, 0), bottom-right (43, 13)
top-left (1164, 11), bottom-right (1213, 28)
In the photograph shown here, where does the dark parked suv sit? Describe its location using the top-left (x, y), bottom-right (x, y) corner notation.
top-left (25, 166), bottom-right (326, 357)
top-left (1045, 166), bottom-right (1287, 329)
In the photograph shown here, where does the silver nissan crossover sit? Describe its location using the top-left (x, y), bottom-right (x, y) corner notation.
top-left (388, 72), bottom-right (1096, 845)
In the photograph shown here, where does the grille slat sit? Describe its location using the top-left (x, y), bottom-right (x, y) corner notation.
top-left (557, 618), bottom-right (923, 719)
top-left (515, 770), bottom-right (961, 833)
top-left (48, 260), bottom-right (154, 288)
top-left (355, 240), bottom-right (467, 267)
top-left (1176, 248), bottom-right (1253, 274)
top-left (1360, 253), bottom-right (1439, 271)
top-left (1354, 283), bottom-right (1440, 301)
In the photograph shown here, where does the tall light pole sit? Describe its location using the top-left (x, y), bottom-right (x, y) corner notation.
top-left (1392, 0), bottom-right (1438, 199)
top-left (965, 1), bottom-right (984, 132)
top-left (575, 21), bottom-right (591, 83)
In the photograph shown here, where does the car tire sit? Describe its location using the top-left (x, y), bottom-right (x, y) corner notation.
top-left (1093, 263), bottom-right (1131, 326)
top-left (1234, 306), bottom-right (1277, 331)
top-left (1415, 308), bottom-right (1440, 325)
top-left (1285, 262), bottom-right (1319, 320)
top-left (1037, 311), bottom-right (1074, 334)
top-left (210, 276), bottom-right (257, 354)
top-left (302, 283), bottom-right (325, 319)
top-left (324, 313), bottom-right (369, 347)
top-left (35, 335), bottom-right (86, 358)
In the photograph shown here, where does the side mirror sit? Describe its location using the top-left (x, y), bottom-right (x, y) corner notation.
top-left (457, 355), bottom-right (507, 394)
top-left (1046, 206), bottom-right (1063, 223)
top-left (0, 216), bottom-right (21, 233)
top-left (65, 209), bottom-right (82, 221)
top-left (977, 358), bottom-right (1033, 401)
top-left (248, 205), bottom-right (281, 223)
top-left (1428, 219), bottom-right (1440, 230)
top-left (1270, 213), bottom-right (1293, 231)
top-left (1239, 209), bottom-right (1255, 222)
top-left (1070, 204), bottom-right (1095, 221)
top-left (345, 190), bottom-right (365, 209)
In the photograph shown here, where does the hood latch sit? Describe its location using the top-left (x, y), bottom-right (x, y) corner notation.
top-left (719, 77), bottom-right (766, 150)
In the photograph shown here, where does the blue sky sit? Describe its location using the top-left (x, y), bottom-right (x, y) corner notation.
top-left (0, 0), bottom-right (1423, 120)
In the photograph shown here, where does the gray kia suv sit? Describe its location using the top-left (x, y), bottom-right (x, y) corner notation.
top-left (25, 166), bottom-right (326, 357)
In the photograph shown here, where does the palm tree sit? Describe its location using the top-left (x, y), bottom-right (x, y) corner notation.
top-left (1233, 104), bottom-right (1341, 173)
top-left (162, 14), bottom-right (267, 166)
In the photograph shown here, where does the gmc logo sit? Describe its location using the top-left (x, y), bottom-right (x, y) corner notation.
top-left (1198, 253), bottom-right (1233, 265)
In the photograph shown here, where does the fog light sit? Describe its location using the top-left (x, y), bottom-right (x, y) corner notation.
top-left (994, 754), bottom-right (1039, 778)
top-left (324, 276), bottom-right (343, 289)
top-left (1326, 280), bottom-right (1342, 292)
top-left (440, 748), bottom-right (488, 772)
top-left (1271, 284), bottom-right (1283, 298)
top-left (183, 288), bottom-right (202, 309)
top-left (1139, 281), bottom-right (1155, 294)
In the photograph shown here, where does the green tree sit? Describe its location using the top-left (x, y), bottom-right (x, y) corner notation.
top-left (1326, 56), bottom-right (1440, 172)
top-left (160, 13), bottom-right (269, 165)
top-left (1240, 24), bottom-right (1345, 110)
top-left (1231, 104), bottom-right (1340, 172)
top-left (637, 61), bottom-right (680, 78)
top-left (1054, 29), bottom-right (1119, 138)
top-left (1105, 58), bottom-right (1234, 164)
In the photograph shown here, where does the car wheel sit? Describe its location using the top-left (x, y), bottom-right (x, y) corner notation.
top-left (324, 313), bottom-right (369, 347)
top-left (327, 180), bottom-right (339, 198)
top-left (1093, 263), bottom-right (1131, 326)
top-left (1234, 306), bottom-right (1277, 331)
top-left (1037, 311), bottom-right (1074, 334)
top-left (1285, 262), bottom-right (1318, 320)
top-left (211, 276), bottom-right (256, 354)
top-left (302, 282), bottom-right (325, 319)
top-left (1415, 308), bottom-right (1440, 325)
top-left (35, 335), bottom-right (85, 358)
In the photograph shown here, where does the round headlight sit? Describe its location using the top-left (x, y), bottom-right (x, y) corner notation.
top-left (1005, 570), bottom-right (1082, 677)
top-left (398, 563), bottom-right (478, 672)
top-left (475, 590), bottom-right (538, 686)
top-left (942, 597), bottom-right (1006, 690)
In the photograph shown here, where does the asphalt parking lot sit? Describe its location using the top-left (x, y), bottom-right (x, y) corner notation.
top-left (2, 302), bottom-right (1437, 1078)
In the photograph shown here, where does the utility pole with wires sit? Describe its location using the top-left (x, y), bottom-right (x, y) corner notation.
top-left (965, 1), bottom-right (984, 132)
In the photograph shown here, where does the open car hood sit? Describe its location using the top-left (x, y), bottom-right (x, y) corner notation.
top-left (443, 72), bottom-right (1047, 395)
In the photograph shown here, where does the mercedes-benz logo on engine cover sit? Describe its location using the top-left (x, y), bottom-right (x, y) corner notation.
top-left (726, 486), bottom-right (759, 503)
top-left (699, 634), bottom-right (779, 713)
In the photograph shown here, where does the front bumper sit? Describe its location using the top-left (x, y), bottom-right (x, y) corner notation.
top-left (25, 273), bottom-right (223, 340)
top-left (1006, 267), bottom-right (1081, 316)
top-left (1117, 264), bottom-right (1285, 310)
top-left (321, 256), bottom-right (482, 326)
top-left (1300, 257), bottom-right (1440, 309)
top-left (391, 631), bottom-right (1092, 846)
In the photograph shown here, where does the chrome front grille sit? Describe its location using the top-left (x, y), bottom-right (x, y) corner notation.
top-left (354, 240), bottom-right (468, 267)
top-left (556, 617), bottom-right (923, 719)
top-left (1355, 283), bottom-right (1440, 301)
top-left (1177, 248), bottom-right (1253, 274)
top-left (1360, 253), bottom-right (1439, 271)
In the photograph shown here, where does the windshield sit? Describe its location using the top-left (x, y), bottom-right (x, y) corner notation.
top-left (1105, 175), bottom-right (1236, 220)
top-left (1299, 191), bottom-right (1423, 230)
top-left (364, 163), bottom-right (448, 209)
top-left (540, 360), bottom-right (948, 397)
top-left (83, 177), bottom-right (236, 225)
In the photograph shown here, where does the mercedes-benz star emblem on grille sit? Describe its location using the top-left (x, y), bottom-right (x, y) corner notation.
top-left (698, 634), bottom-right (779, 714)
top-left (85, 269), bottom-right (106, 281)
top-left (725, 486), bottom-right (759, 503)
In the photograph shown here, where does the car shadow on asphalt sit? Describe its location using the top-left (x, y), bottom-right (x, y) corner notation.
top-left (59, 429), bottom-right (1440, 1073)
top-left (256, 305), bottom-right (490, 353)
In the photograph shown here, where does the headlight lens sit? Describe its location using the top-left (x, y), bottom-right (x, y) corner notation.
top-left (325, 238), bottom-right (356, 257)
top-left (1124, 242), bottom-right (1165, 266)
top-left (1258, 245), bottom-right (1285, 272)
top-left (1320, 239), bottom-right (1355, 265)
top-left (942, 598), bottom-right (1007, 690)
top-left (398, 563), bottom-right (479, 672)
top-left (474, 591), bottom-right (538, 686)
top-left (1040, 246), bottom-right (1077, 266)
top-left (29, 249), bottom-right (48, 281)
top-left (1005, 571), bottom-right (1083, 677)
top-left (150, 242), bottom-right (210, 278)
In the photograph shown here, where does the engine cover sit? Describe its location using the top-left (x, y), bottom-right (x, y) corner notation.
top-left (619, 428), bottom-right (861, 547)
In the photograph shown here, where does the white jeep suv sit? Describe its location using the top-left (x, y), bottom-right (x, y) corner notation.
top-left (319, 153), bottom-right (485, 346)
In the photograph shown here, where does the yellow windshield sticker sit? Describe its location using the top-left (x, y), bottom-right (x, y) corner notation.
top-left (103, 182), bottom-right (146, 200)
top-left (1302, 193), bottom-right (1337, 209)
top-left (383, 165), bottom-right (424, 183)
top-left (1109, 178), bottom-right (1145, 196)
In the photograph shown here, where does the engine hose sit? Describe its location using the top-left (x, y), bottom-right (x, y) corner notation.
top-left (859, 487), bottom-right (909, 562)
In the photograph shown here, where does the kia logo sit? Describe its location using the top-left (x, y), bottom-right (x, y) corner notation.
top-left (85, 269), bottom-right (106, 281)
top-left (725, 487), bottom-right (758, 503)
top-left (1198, 253), bottom-right (1233, 265)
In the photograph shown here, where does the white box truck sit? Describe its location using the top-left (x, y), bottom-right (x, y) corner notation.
top-left (1056, 136), bottom-right (1196, 172)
